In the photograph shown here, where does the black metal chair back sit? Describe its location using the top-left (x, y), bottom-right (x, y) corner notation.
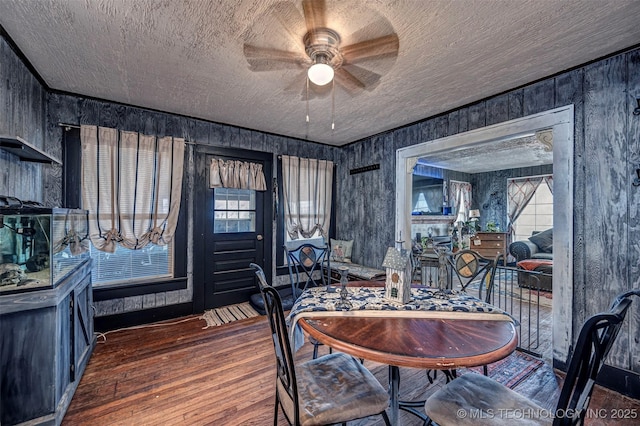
top-left (285, 243), bottom-right (328, 298)
top-left (449, 249), bottom-right (498, 302)
top-left (250, 263), bottom-right (300, 425)
top-left (553, 289), bottom-right (639, 425)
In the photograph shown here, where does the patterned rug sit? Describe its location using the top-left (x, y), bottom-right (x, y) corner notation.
top-left (200, 302), bottom-right (260, 328)
top-left (463, 350), bottom-right (560, 410)
top-left (467, 350), bottom-right (544, 387)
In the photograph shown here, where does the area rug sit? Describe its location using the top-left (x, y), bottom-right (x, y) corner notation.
top-left (200, 302), bottom-right (260, 328)
top-left (463, 350), bottom-right (561, 410)
top-left (466, 350), bottom-right (545, 388)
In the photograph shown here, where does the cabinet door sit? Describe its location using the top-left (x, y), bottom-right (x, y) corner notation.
top-left (73, 274), bottom-right (93, 379)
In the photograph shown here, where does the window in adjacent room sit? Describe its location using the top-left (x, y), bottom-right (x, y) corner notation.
top-left (508, 175), bottom-right (553, 242)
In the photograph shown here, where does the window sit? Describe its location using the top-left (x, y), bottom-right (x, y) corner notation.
top-left (276, 156), bottom-right (335, 267)
top-left (512, 182), bottom-right (553, 241)
top-left (214, 188), bottom-right (256, 233)
top-left (91, 242), bottom-right (173, 285)
top-left (79, 126), bottom-right (185, 288)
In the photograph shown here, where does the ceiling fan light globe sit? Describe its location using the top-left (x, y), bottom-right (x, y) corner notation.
top-left (308, 63), bottom-right (334, 86)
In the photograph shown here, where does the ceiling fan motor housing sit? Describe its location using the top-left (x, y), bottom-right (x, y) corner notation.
top-left (304, 28), bottom-right (343, 68)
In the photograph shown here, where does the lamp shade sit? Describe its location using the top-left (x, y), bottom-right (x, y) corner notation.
top-left (308, 63), bottom-right (334, 86)
top-left (469, 209), bottom-right (481, 219)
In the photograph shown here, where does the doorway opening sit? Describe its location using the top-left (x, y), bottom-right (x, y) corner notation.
top-left (395, 105), bottom-right (574, 364)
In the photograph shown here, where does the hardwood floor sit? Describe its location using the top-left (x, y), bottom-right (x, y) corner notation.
top-left (63, 314), bottom-right (640, 425)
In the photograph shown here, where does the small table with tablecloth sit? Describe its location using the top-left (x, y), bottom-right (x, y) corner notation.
top-left (287, 283), bottom-right (518, 424)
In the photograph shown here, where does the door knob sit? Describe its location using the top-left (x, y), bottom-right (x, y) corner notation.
top-left (257, 234), bottom-right (263, 241)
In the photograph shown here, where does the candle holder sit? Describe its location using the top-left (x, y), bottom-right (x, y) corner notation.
top-left (335, 266), bottom-right (352, 309)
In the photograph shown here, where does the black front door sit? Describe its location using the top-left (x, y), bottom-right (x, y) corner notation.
top-left (195, 147), bottom-right (272, 311)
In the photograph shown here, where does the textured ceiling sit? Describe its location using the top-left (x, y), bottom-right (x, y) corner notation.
top-left (1, 0), bottom-right (639, 146)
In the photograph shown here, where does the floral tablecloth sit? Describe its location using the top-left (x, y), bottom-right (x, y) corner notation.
top-left (287, 286), bottom-right (514, 352)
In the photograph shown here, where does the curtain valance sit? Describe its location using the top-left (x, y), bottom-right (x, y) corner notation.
top-left (209, 158), bottom-right (267, 191)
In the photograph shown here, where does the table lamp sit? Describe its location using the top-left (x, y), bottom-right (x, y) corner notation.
top-left (469, 209), bottom-right (481, 232)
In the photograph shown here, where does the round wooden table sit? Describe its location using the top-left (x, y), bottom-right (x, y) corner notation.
top-left (297, 297), bottom-right (518, 424)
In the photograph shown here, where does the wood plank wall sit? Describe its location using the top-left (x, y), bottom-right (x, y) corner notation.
top-left (2, 32), bottom-right (638, 376)
top-left (339, 49), bottom-right (640, 376)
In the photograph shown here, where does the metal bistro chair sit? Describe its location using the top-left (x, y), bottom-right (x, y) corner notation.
top-left (286, 243), bottom-right (330, 358)
top-left (250, 263), bottom-right (391, 426)
top-left (286, 243), bottom-right (328, 299)
top-left (449, 249), bottom-right (499, 303)
top-left (424, 289), bottom-right (640, 426)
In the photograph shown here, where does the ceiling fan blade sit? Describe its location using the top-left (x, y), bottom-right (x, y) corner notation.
top-left (334, 68), bottom-right (366, 94)
top-left (341, 33), bottom-right (399, 63)
top-left (244, 44), bottom-right (305, 63)
top-left (243, 44), bottom-right (309, 71)
top-left (341, 64), bottom-right (381, 88)
top-left (302, 0), bottom-right (326, 32)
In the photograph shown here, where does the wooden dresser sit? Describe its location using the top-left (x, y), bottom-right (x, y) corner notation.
top-left (470, 232), bottom-right (509, 263)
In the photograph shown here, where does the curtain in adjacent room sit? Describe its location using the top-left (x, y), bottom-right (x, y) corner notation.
top-left (506, 175), bottom-right (547, 237)
top-left (449, 180), bottom-right (472, 224)
top-left (81, 125), bottom-right (185, 253)
top-left (209, 158), bottom-right (266, 190)
top-left (281, 155), bottom-right (334, 239)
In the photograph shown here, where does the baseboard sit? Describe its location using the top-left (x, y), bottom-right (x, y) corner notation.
top-left (554, 359), bottom-right (640, 399)
top-left (597, 365), bottom-right (640, 399)
top-left (94, 302), bottom-right (193, 332)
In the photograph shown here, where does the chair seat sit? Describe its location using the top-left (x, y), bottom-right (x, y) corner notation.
top-left (250, 289), bottom-right (298, 315)
top-left (286, 353), bottom-right (389, 426)
top-left (425, 373), bottom-right (552, 426)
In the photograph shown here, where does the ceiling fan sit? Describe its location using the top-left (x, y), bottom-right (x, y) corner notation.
top-left (243, 0), bottom-right (399, 96)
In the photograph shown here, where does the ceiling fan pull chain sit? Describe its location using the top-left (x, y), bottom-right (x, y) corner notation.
top-left (331, 79), bottom-right (335, 131)
top-left (306, 77), bottom-right (310, 123)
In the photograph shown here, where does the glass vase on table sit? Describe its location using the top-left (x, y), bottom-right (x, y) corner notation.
top-left (335, 266), bottom-right (352, 309)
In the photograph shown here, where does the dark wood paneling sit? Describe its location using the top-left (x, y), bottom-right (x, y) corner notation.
top-left (523, 79), bottom-right (556, 116)
top-left (626, 50), bottom-right (640, 373)
top-left (468, 101), bottom-right (486, 130)
top-left (486, 93), bottom-right (509, 126)
top-left (583, 55), bottom-right (628, 370)
top-left (508, 90), bottom-right (524, 120)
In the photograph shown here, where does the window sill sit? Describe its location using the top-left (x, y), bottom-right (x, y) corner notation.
top-left (93, 277), bottom-right (187, 301)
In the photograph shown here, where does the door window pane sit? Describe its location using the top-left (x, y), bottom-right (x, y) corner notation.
top-left (213, 188), bottom-right (256, 233)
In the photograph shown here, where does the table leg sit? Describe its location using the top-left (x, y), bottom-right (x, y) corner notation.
top-left (389, 365), bottom-right (399, 425)
top-left (389, 365), bottom-right (432, 424)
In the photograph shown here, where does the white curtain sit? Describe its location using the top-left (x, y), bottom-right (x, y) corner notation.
top-left (506, 175), bottom-right (552, 237)
top-left (281, 155), bottom-right (333, 239)
top-left (449, 180), bottom-right (472, 223)
top-left (81, 125), bottom-right (185, 253)
top-left (209, 158), bottom-right (266, 190)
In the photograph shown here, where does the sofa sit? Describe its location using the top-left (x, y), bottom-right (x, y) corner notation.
top-left (508, 228), bottom-right (553, 292)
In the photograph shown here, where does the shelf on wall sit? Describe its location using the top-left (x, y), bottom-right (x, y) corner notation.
top-left (0, 135), bottom-right (61, 165)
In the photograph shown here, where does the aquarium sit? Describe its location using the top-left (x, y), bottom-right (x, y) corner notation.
top-left (0, 207), bottom-right (89, 294)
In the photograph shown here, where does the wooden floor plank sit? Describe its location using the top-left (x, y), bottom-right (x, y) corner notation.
top-left (63, 314), bottom-right (640, 425)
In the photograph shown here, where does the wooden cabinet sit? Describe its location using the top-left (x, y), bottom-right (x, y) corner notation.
top-left (470, 232), bottom-right (509, 263)
top-left (0, 259), bottom-right (94, 425)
